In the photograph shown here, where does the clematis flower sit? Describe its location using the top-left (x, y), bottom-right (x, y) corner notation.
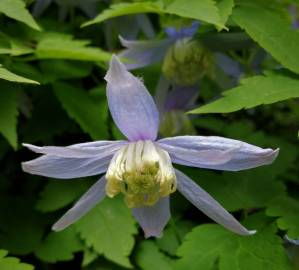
top-left (22, 55), bottom-right (278, 238)
top-left (119, 21), bottom-right (242, 82)
top-left (120, 21), bottom-right (242, 137)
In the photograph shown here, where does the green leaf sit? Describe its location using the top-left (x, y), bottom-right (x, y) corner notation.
top-left (0, 34), bottom-right (33, 56)
top-left (82, 248), bottom-right (98, 267)
top-left (53, 82), bottom-right (108, 140)
top-left (216, 0), bottom-right (234, 28)
top-left (0, 65), bottom-right (39, 84)
top-left (0, 83), bottom-right (18, 149)
top-left (175, 215), bottom-right (292, 270)
top-left (165, 0), bottom-right (223, 28)
top-left (36, 180), bottom-right (92, 212)
top-left (75, 197), bottom-right (137, 267)
top-left (266, 196), bottom-right (299, 239)
top-left (82, 2), bottom-right (164, 27)
top-left (232, 3), bottom-right (299, 74)
top-left (0, 0), bottom-right (40, 30)
top-left (136, 241), bottom-right (173, 270)
top-left (36, 33), bottom-right (111, 62)
top-left (190, 72), bottom-right (299, 114)
top-left (39, 60), bottom-right (92, 83)
top-left (156, 219), bottom-right (194, 256)
top-left (0, 198), bottom-right (44, 255)
top-left (0, 250), bottom-right (34, 270)
top-left (22, 91), bottom-right (75, 143)
top-left (35, 227), bottom-right (83, 263)
top-left (82, 0), bottom-right (223, 28)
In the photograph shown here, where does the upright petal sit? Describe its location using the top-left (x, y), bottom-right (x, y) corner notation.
top-left (164, 21), bottom-right (200, 39)
top-left (52, 176), bottom-right (107, 231)
top-left (158, 136), bottom-right (279, 171)
top-left (175, 170), bottom-right (255, 236)
top-left (22, 140), bottom-right (127, 158)
top-left (105, 55), bottom-right (159, 141)
top-left (132, 197), bottom-right (170, 238)
top-left (119, 37), bottom-right (173, 70)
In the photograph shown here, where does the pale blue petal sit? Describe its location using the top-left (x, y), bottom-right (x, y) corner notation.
top-left (22, 141), bottom-right (127, 158)
top-left (119, 36), bottom-right (173, 70)
top-left (105, 55), bottom-right (159, 141)
top-left (22, 154), bottom-right (113, 179)
top-left (52, 176), bottom-right (106, 231)
top-left (176, 169), bottom-right (256, 236)
top-left (132, 197), bottom-right (170, 238)
top-left (158, 136), bottom-right (279, 171)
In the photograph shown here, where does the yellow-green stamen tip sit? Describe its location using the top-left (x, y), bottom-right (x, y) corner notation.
top-left (105, 140), bottom-right (176, 208)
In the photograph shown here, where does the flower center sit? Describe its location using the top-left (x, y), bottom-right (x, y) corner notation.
top-left (105, 140), bottom-right (176, 208)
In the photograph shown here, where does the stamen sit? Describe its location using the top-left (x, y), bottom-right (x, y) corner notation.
top-left (105, 140), bottom-right (176, 208)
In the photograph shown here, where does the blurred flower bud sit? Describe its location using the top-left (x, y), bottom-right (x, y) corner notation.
top-left (162, 39), bottom-right (214, 86)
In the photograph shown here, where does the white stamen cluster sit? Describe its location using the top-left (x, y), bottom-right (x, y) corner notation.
top-left (105, 140), bottom-right (176, 208)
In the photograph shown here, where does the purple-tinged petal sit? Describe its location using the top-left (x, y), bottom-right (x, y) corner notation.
top-left (175, 169), bottom-right (256, 236)
top-left (164, 21), bottom-right (200, 39)
top-left (132, 197), bottom-right (170, 238)
top-left (105, 55), bottom-right (160, 141)
top-left (52, 176), bottom-right (106, 231)
top-left (154, 75), bottom-right (171, 115)
top-left (158, 136), bottom-right (279, 171)
top-left (214, 52), bottom-right (242, 80)
top-left (22, 154), bottom-right (113, 179)
top-left (164, 84), bottom-right (199, 112)
top-left (119, 36), bottom-right (173, 70)
top-left (22, 141), bottom-right (127, 158)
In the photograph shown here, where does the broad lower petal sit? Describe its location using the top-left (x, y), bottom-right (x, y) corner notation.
top-left (175, 170), bottom-right (255, 236)
top-left (158, 136), bottom-right (279, 171)
top-left (119, 36), bottom-right (173, 70)
top-left (132, 197), bottom-right (170, 238)
top-left (105, 55), bottom-right (159, 141)
top-left (52, 176), bottom-right (107, 231)
top-left (22, 140), bottom-right (127, 158)
top-left (22, 154), bottom-right (112, 179)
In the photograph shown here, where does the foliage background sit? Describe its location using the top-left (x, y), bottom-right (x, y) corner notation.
top-left (1, 0), bottom-right (299, 269)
